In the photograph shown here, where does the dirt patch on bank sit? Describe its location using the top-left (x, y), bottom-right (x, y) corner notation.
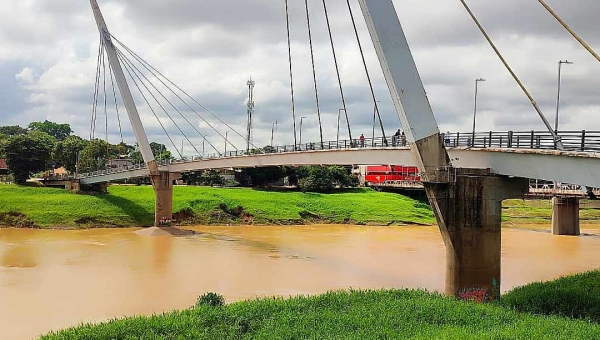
top-left (0, 212), bottom-right (35, 228)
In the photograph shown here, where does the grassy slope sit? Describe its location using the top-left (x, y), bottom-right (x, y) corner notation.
top-left (41, 289), bottom-right (600, 340)
top-left (503, 199), bottom-right (600, 224)
top-left (501, 270), bottom-right (600, 322)
top-left (0, 185), bottom-right (435, 228)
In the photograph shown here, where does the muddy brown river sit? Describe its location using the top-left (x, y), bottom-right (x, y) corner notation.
top-left (2, 225), bottom-right (600, 339)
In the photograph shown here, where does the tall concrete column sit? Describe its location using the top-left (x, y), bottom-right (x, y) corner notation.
top-left (425, 172), bottom-right (528, 301)
top-left (552, 196), bottom-right (580, 236)
top-left (150, 172), bottom-right (181, 227)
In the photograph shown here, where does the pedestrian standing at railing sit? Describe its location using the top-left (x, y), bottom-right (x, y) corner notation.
top-left (393, 129), bottom-right (401, 146)
top-left (401, 132), bottom-right (407, 146)
top-left (360, 134), bottom-right (365, 147)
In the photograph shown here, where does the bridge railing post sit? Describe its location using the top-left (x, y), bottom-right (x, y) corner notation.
top-left (581, 130), bottom-right (586, 151)
top-left (508, 131), bottom-right (513, 148)
top-left (530, 130), bottom-right (534, 149)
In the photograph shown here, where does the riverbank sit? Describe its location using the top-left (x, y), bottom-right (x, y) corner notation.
top-left (0, 184), bottom-right (435, 228)
top-left (503, 198), bottom-right (600, 225)
top-left (2, 184), bottom-right (599, 229)
top-left (41, 271), bottom-right (600, 339)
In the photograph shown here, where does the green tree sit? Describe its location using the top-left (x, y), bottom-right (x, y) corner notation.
top-left (52, 135), bottom-right (87, 173)
top-left (297, 166), bottom-right (358, 193)
top-left (79, 139), bottom-right (114, 172)
top-left (28, 120), bottom-right (72, 141)
top-left (0, 133), bottom-right (8, 158)
top-left (0, 125), bottom-right (27, 137)
top-left (199, 170), bottom-right (225, 186)
top-left (242, 166), bottom-right (285, 187)
top-left (4, 132), bottom-right (56, 183)
top-left (130, 142), bottom-right (173, 163)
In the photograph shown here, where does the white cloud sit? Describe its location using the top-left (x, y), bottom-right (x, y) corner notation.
top-left (0, 0), bottom-right (598, 156)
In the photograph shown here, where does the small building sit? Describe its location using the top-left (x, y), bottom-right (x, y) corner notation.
top-left (0, 159), bottom-right (8, 175)
top-left (106, 158), bottom-right (135, 169)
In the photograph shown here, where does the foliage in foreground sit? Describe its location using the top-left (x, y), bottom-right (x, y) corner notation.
top-left (501, 270), bottom-right (600, 323)
top-left (0, 185), bottom-right (434, 227)
top-left (41, 289), bottom-right (600, 340)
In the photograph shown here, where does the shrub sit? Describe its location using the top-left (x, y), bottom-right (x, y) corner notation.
top-left (501, 270), bottom-right (600, 323)
top-left (196, 292), bottom-right (225, 308)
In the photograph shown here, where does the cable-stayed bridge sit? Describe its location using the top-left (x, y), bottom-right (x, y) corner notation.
top-left (82, 0), bottom-right (599, 301)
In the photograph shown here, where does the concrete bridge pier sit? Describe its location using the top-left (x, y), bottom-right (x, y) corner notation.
top-left (552, 197), bottom-right (580, 236)
top-left (150, 171), bottom-right (181, 227)
top-left (425, 171), bottom-right (528, 301)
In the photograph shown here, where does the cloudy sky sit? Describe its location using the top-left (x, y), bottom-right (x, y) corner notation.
top-left (1, 0), bottom-right (599, 157)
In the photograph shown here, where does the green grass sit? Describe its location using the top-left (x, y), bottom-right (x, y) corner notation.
top-left (41, 289), bottom-right (600, 340)
top-left (0, 184), bottom-right (435, 228)
top-left (503, 199), bottom-right (600, 224)
top-left (501, 270), bottom-right (600, 323)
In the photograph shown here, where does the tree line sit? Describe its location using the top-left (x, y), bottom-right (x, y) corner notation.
top-left (0, 121), bottom-right (170, 184)
top-left (0, 120), bottom-right (359, 192)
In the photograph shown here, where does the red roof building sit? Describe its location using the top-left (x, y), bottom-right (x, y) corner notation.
top-left (0, 159), bottom-right (7, 175)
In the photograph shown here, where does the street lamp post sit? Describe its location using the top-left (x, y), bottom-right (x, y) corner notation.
top-left (224, 132), bottom-right (228, 156)
top-left (555, 60), bottom-right (573, 133)
top-left (271, 120), bottom-right (278, 147)
top-left (472, 78), bottom-right (486, 146)
top-left (337, 109), bottom-right (344, 147)
top-left (299, 117), bottom-right (306, 146)
top-left (371, 101), bottom-right (380, 147)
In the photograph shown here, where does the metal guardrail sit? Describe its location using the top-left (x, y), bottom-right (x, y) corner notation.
top-left (443, 130), bottom-right (600, 152)
top-left (78, 131), bottom-right (600, 180)
top-left (78, 136), bottom-right (402, 179)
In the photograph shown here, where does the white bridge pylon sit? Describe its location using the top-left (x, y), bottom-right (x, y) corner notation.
top-left (90, 0), bottom-right (156, 170)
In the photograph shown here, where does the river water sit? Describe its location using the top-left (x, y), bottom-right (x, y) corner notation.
top-left (2, 225), bottom-right (600, 340)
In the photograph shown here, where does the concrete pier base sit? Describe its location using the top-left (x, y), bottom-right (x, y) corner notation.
top-left (552, 197), bottom-right (580, 236)
top-left (150, 171), bottom-right (181, 227)
top-left (425, 171), bottom-right (528, 302)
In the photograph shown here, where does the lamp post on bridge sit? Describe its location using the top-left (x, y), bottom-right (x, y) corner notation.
top-left (271, 120), bottom-right (277, 147)
top-left (372, 100), bottom-right (380, 147)
top-left (472, 78), bottom-right (486, 147)
top-left (337, 109), bottom-right (344, 147)
top-left (299, 116), bottom-right (306, 146)
top-left (555, 60), bottom-right (573, 133)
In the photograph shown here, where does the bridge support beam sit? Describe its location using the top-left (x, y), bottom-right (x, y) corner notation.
top-left (425, 171), bottom-right (528, 301)
top-left (552, 197), bottom-right (580, 236)
top-left (150, 172), bottom-right (181, 227)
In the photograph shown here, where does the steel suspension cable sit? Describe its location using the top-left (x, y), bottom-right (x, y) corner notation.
top-left (101, 45), bottom-right (109, 158)
top-left (115, 47), bottom-right (235, 155)
top-left (108, 65), bottom-right (124, 143)
top-left (537, 0), bottom-right (600, 64)
top-left (107, 33), bottom-right (260, 152)
top-left (345, 0), bottom-right (387, 145)
top-left (459, 0), bottom-right (564, 150)
top-left (304, 0), bottom-right (324, 147)
top-left (117, 53), bottom-right (183, 159)
top-left (116, 48), bottom-right (219, 155)
top-left (117, 51), bottom-right (202, 156)
top-left (285, 0), bottom-right (298, 148)
top-left (323, 0), bottom-right (352, 142)
top-left (90, 38), bottom-right (103, 141)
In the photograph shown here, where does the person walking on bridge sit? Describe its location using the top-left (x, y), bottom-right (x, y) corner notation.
top-left (359, 134), bottom-right (365, 147)
top-left (401, 132), bottom-right (407, 146)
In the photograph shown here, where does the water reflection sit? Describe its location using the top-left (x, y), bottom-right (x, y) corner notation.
top-left (0, 225), bottom-right (599, 340)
